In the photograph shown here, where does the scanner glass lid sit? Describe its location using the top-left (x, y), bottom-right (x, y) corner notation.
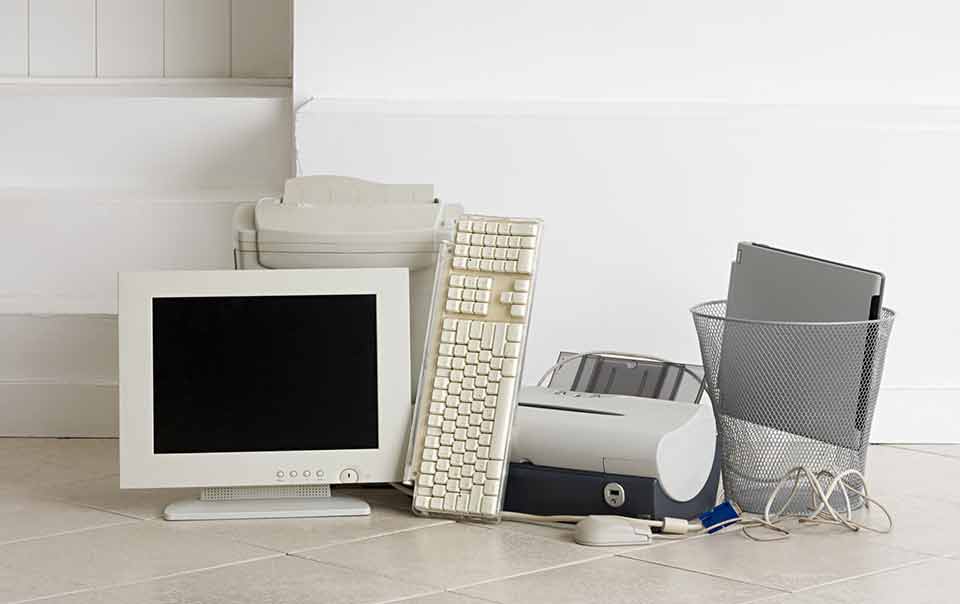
top-left (548, 352), bottom-right (705, 403)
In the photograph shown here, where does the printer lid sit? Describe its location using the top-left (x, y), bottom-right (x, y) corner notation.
top-left (282, 175), bottom-right (435, 206)
top-left (251, 198), bottom-right (456, 251)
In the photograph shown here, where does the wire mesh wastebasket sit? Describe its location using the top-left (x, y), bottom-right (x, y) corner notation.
top-left (691, 301), bottom-right (895, 514)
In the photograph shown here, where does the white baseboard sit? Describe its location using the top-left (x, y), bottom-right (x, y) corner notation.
top-left (0, 381), bottom-right (117, 437)
top-left (1, 314), bottom-right (956, 442)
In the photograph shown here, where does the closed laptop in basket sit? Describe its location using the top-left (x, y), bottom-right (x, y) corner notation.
top-left (721, 243), bottom-right (884, 449)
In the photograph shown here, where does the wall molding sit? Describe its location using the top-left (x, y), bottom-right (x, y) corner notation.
top-left (299, 97), bottom-right (960, 131)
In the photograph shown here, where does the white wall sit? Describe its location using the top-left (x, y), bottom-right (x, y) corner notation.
top-left (0, 0), bottom-right (291, 78)
top-left (0, 91), bottom-right (292, 436)
top-left (295, 1), bottom-right (960, 442)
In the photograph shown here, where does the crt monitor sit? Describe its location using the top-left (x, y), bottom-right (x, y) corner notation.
top-left (118, 268), bottom-right (410, 519)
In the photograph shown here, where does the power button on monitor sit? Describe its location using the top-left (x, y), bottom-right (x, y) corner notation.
top-left (339, 469), bottom-right (359, 483)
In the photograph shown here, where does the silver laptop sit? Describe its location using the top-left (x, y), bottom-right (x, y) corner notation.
top-left (720, 243), bottom-right (884, 449)
top-left (727, 243), bottom-right (883, 323)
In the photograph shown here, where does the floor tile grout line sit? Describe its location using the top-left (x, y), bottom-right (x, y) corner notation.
top-left (26, 496), bottom-right (157, 523)
top-left (290, 539), bottom-right (622, 594)
top-left (885, 444), bottom-right (960, 461)
top-left (786, 556), bottom-right (943, 595)
top-left (371, 589), bottom-right (447, 604)
top-left (622, 550), bottom-right (941, 595)
top-left (384, 588), bottom-right (504, 604)
top-left (0, 517), bottom-right (140, 548)
top-left (285, 551), bottom-right (442, 591)
top-left (443, 551), bottom-right (622, 592)
top-left (284, 519), bottom-right (457, 556)
top-left (7, 552), bottom-right (286, 604)
top-left (612, 554), bottom-right (792, 594)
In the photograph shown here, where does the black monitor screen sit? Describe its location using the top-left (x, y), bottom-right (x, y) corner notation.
top-left (152, 294), bottom-right (379, 454)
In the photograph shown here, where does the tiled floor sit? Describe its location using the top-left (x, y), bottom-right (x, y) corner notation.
top-left (0, 440), bottom-right (958, 603)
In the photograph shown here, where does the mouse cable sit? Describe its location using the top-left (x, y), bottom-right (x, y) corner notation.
top-left (499, 511), bottom-right (703, 535)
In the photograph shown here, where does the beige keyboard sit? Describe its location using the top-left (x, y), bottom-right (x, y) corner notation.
top-left (406, 215), bottom-right (542, 521)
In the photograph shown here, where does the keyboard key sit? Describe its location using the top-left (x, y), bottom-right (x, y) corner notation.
top-left (517, 250), bottom-right (535, 273)
top-left (470, 486), bottom-right (484, 513)
top-left (502, 358), bottom-right (519, 377)
top-left (514, 279), bottom-right (530, 292)
top-left (489, 377), bottom-right (516, 460)
top-left (493, 323), bottom-right (507, 356)
top-left (510, 305), bottom-right (527, 318)
top-left (444, 493), bottom-right (458, 510)
top-left (512, 223), bottom-right (539, 236)
top-left (506, 324), bottom-right (523, 342)
top-left (481, 323), bottom-right (494, 349)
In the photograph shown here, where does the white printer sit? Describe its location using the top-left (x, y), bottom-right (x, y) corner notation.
top-left (503, 353), bottom-right (721, 520)
top-left (234, 176), bottom-right (463, 395)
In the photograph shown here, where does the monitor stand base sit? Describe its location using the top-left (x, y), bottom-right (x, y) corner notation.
top-left (163, 485), bottom-right (371, 521)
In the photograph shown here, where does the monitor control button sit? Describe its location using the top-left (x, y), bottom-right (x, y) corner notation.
top-left (276, 470), bottom-right (284, 479)
top-left (289, 470), bottom-right (297, 478)
top-left (339, 468), bottom-right (359, 483)
top-left (315, 470), bottom-right (325, 479)
top-left (303, 470), bottom-right (311, 477)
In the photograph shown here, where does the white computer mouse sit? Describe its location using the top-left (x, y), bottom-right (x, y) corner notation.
top-left (574, 515), bottom-right (653, 547)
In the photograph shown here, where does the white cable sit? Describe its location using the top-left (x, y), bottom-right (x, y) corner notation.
top-left (737, 466), bottom-right (893, 542)
top-left (292, 96), bottom-right (316, 177)
top-left (500, 511), bottom-right (703, 535)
